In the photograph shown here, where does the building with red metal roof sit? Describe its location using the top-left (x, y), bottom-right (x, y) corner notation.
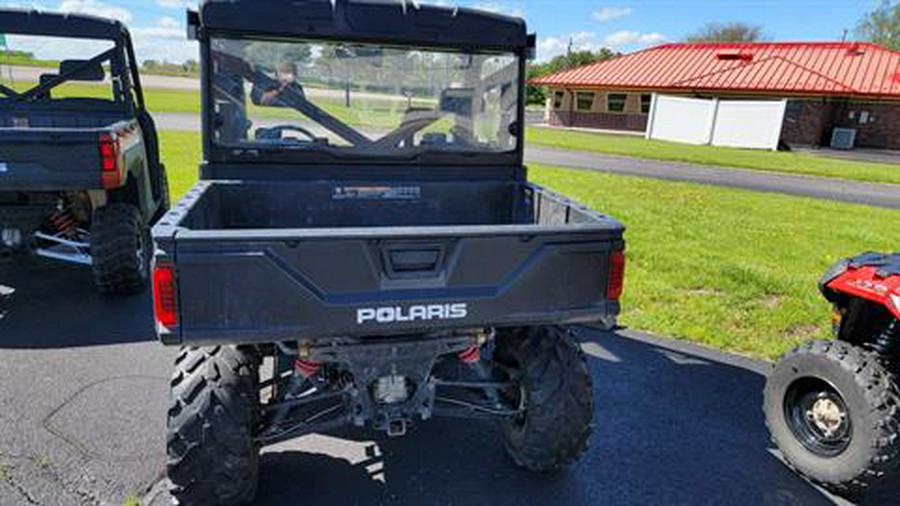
top-left (531, 42), bottom-right (900, 149)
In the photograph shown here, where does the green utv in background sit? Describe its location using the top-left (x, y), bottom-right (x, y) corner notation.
top-left (0, 9), bottom-right (168, 295)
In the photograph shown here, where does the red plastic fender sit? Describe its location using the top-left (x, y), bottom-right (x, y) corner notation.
top-left (827, 266), bottom-right (900, 319)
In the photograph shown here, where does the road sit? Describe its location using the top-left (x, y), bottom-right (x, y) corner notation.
top-left (3, 258), bottom-right (886, 506)
top-left (5, 65), bottom-right (200, 91)
top-left (525, 146), bottom-right (900, 210)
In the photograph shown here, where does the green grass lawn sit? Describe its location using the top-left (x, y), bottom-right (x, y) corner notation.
top-left (10, 80), bottom-right (412, 130)
top-left (159, 131), bottom-right (203, 198)
top-left (158, 130), bottom-right (899, 359)
top-left (527, 126), bottom-right (900, 185)
top-left (532, 166), bottom-right (900, 359)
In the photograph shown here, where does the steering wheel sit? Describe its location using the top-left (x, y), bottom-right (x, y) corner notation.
top-left (255, 124), bottom-right (318, 142)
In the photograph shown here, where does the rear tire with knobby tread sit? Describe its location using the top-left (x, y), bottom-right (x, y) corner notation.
top-left (167, 345), bottom-right (261, 506)
top-left (495, 325), bottom-right (593, 472)
top-left (764, 340), bottom-right (900, 496)
top-left (89, 203), bottom-right (150, 295)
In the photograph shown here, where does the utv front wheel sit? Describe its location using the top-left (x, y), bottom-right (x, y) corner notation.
top-left (167, 346), bottom-right (261, 505)
top-left (495, 325), bottom-right (593, 471)
top-left (90, 203), bottom-right (150, 295)
top-left (764, 340), bottom-right (900, 495)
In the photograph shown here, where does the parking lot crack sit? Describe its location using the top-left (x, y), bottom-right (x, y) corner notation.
top-left (1, 463), bottom-right (41, 505)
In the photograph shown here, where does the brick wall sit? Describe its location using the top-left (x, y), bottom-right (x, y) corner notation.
top-left (548, 110), bottom-right (648, 132)
top-left (781, 99), bottom-right (900, 149)
top-left (781, 100), bottom-right (832, 146)
top-left (831, 101), bottom-right (900, 150)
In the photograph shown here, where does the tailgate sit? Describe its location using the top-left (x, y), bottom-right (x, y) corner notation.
top-left (162, 220), bottom-right (624, 345)
top-left (0, 122), bottom-right (129, 191)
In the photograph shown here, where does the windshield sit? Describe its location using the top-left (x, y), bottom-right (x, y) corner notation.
top-left (209, 37), bottom-right (520, 158)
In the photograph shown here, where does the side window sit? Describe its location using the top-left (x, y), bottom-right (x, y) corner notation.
top-left (575, 91), bottom-right (595, 111)
top-left (640, 94), bottom-right (652, 114)
top-left (607, 93), bottom-right (627, 113)
top-left (552, 90), bottom-right (565, 109)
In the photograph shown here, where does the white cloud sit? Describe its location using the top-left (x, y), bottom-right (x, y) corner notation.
top-left (58, 0), bottom-right (131, 22)
top-left (0, 1), bottom-right (195, 63)
top-left (472, 2), bottom-right (525, 18)
top-left (537, 31), bottom-right (599, 61)
top-left (602, 30), bottom-right (665, 47)
top-left (130, 17), bottom-right (196, 62)
top-left (411, 0), bottom-right (455, 7)
top-left (5, 33), bottom-right (113, 61)
top-left (156, 0), bottom-right (197, 8)
top-left (592, 6), bottom-right (632, 22)
top-left (536, 29), bottom-right (665, 61)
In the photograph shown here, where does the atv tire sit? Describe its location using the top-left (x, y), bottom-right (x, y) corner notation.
top-left (764, 340), bottom-right (900, 495)
top-left (495, 325), bottom-right (593, 472)
top-left (167, 346), bottom-right (261, 506)
top-left (90, 203), bottom-right (150, 295)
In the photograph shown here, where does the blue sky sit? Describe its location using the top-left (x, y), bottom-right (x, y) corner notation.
top-left (0, 0), bottom-right (882, 63)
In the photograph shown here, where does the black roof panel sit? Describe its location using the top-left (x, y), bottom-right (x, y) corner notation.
top-left (0, 8), bottom-right (126, 40)
top-left (199, 0), bottom-right (529, 51)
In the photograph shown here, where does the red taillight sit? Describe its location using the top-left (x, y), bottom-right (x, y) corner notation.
top-left (98, 133), bottom-right (121, 189)
top-left (607, 250), bottom-right (625, 300)
top-left (153, 262), bottom-right (178, 329)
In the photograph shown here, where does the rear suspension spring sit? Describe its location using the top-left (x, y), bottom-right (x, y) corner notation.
top-left (871, 318), bottom-right (900, 357)
top-left (47, 208), bottom-right (78, 237)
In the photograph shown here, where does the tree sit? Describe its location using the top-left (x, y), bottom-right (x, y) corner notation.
top-left (855, 1), bottom-right (900, 50)
top-left (526, 48), bottom-right (620, 105)
top-left (686, 22), bottom-right (766, 42)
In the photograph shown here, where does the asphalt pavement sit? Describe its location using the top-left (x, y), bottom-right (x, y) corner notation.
top-left (2, 258), bottom-right (885, 506)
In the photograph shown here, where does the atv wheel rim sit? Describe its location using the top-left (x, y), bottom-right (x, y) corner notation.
top-left (784, 378), bottom-right (852, 458)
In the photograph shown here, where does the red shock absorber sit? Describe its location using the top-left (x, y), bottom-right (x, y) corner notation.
top-left (48, 208), bottom-right (77, 236)
top-left (458, 343), bottom-right (481, 363)
top-left (294, 358), bottom-right (322, 378)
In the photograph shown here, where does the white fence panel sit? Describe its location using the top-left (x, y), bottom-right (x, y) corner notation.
top-left (711, 100), bottom-right (786, 150)
top-left (645, 95), bottom-right (717, 145)
top-left (646, 94), bottom-right (787, 151)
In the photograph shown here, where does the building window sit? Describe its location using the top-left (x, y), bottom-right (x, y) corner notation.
top-left (640, 94), bottom-right (652, 114)
top-left (552, 91), bottom-right (565, 109)
top-left (575, 91), bottom-right (595, 111)
top-left (607, 93), bottom-right (627, 113)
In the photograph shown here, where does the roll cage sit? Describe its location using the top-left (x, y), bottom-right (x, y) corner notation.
top-left (0, 9), bottom-right (145, 114)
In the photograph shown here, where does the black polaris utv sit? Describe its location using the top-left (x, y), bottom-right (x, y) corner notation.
top-left (0, 9), bottom-right (168, 295)
top-left (153, 1), bottom-right (625, 503)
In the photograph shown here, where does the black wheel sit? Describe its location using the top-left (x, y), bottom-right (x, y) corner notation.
top-left (151, 163), bottom-right (170, 224)
top-left (495, 325), bottom-right (593, 472)
top-left (167, 345), bottom-right (261, 505)
top-left (764, 340), bottom-right (900, 495)
top-left (89, 203), bottom-right (150, 295)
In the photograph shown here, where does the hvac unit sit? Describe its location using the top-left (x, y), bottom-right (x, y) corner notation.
top-left (830, 128), bottom-right (857, 150)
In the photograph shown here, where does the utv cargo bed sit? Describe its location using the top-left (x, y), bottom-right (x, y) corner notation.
top-left (154, 179), bottom-right (624, 344)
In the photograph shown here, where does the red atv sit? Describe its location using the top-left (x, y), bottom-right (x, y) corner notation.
top-left (765, 252), bottom-right (900, 495)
